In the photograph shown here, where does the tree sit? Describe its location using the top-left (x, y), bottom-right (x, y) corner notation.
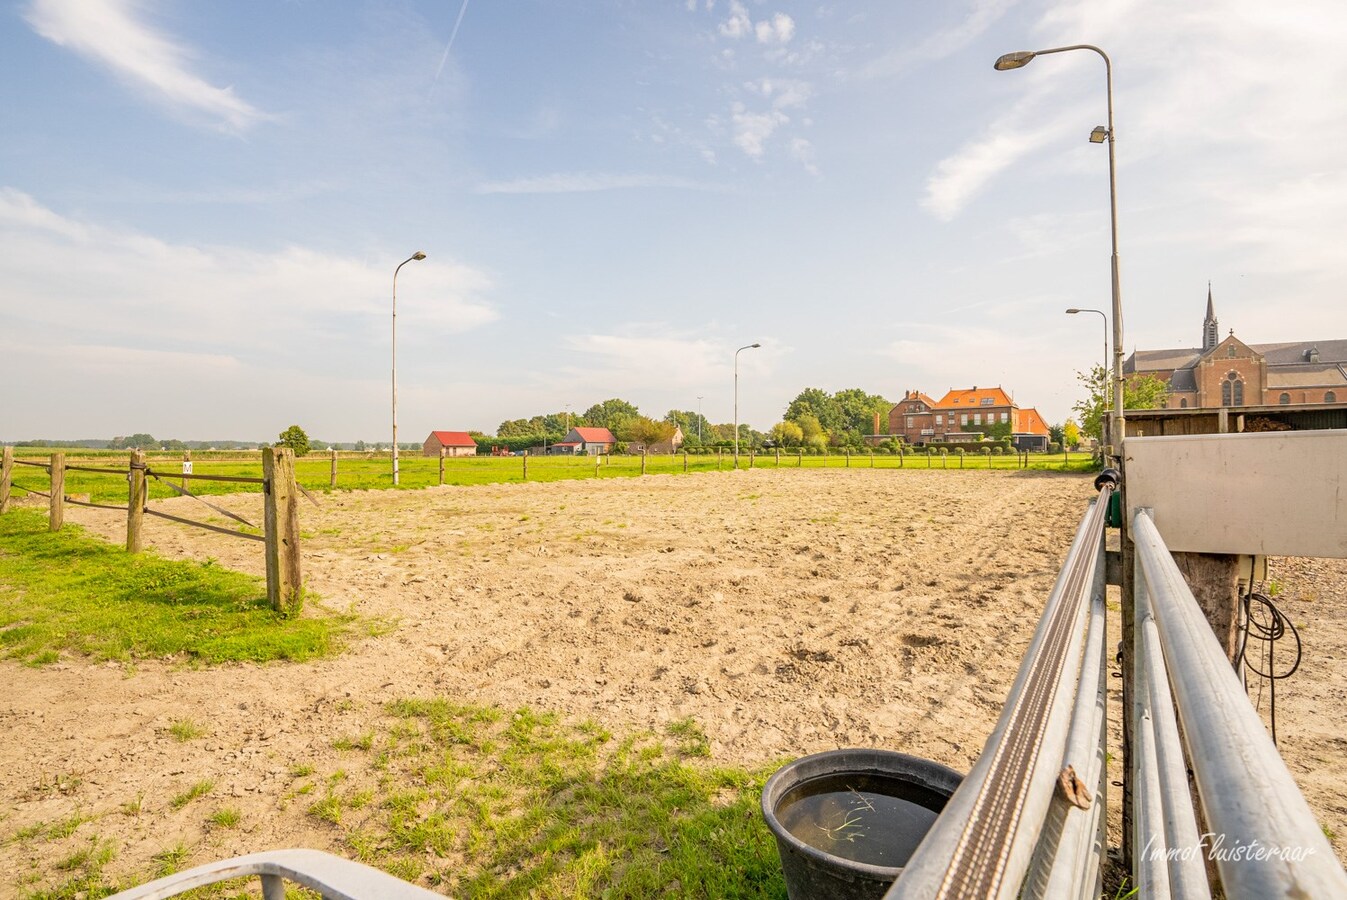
top-left (581, 398), bottom-right (640, 432)
top-left (771, 420), bottom-right (804, 447)
top-left (785, 388), bottom-right (843, 434)
top-left (796, 413), bottom-right (828, 451)
top-left (1073, 365), bottom-right (1169, 441)
top-left (620, 416), bottom-right (675, 447)
top-left (276, 425), bottom-right (311, 457)
top-left (111, 433), bottom-right (158, 450)
top-left (1063, 420), bottom-right (1081, 449)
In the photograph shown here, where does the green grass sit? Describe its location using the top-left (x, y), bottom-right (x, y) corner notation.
top-left (169, 779), bottom-right (215, 810)
top-left (5, 447), bottom-right (1098, 505)
top-left (168, 718), bottom-right (204, 742)
top-left (294, 698), bottom-right (786, 898)
top-left (0, 509), bottom-right (354, 666)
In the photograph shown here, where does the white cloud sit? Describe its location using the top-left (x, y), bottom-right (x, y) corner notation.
top-left (922, 127), bottom-right (1053, 221)
top-left (0, 188), bottom-right (497, 356)
top-left (561, 328), bottom-right (783, 394)
top-left (718, 1), bottom-right (751, 39)
top-left (863, 0), bottom-right (1018, 78)
top-left (24, 0), bottom-right (268, 133)
top-left (789, 138), bottom-right (818, 176)
top-left (756, 13), bottom-right (795, 45)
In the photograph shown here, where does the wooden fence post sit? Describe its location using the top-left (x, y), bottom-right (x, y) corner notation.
top-left (330, 448), bottom-right (338, 489)
top-left (439, 447), bottom-right (446, 485)
top-left (595, 454), bottom-right (601, 477)
top-left (717, 448), bottom-right (722, 470)
top-left (127, 450), bottom-right (146, 552)
top-left (48, 452), bottom-right (65, 531)
top-left (748, 449), bottom-right (754, 469)
top-left (0, 446), bottom-right (12, 514)
top-left (870, 450), bottom-right (874, 468)
top-left (523, 453), bottom-right (528, 480)
top-left (263, 447), bottom-right (303, 616)
top-left (641, 448), bottom-right (647, 476)
top-left (799, 451), bottom-right (803, 467)
top-left (683, 451), bottom-right (688, 473)
top-left (846, 449), bottom-right (851, 468)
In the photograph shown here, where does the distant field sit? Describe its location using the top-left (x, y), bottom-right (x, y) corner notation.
top-left (6, 447), bottom-right (1098, 505)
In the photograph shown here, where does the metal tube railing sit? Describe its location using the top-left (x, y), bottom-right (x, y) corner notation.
top-left (1137, 573), bottom-right (1211, 897)
top-left (887, 489), bottom-right (1110, 899)
top-left (1034, 561), bottom-right (1109, 900)
top-left (106, 848), bottom-right (441, 899)
top-left (1132, 509), bottom-right (1347, 898)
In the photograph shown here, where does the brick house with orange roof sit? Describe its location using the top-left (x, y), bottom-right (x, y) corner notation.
top-left (881, 386), bottom-right (1051, 449)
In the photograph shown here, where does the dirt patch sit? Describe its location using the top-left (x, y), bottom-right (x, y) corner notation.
top-left (2, 468), bottom-right (1343, 892)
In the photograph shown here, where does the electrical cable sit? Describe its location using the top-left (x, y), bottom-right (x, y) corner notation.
top-left (1233, 559), bottom-right (1302, 746)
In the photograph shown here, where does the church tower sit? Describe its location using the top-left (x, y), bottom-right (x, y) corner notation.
top-left (1202, 283), bottom-right (1219, 352)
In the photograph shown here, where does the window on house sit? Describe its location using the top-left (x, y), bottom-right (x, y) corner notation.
top-left (936, 415), bottom-right (943, 425)
top-left (961, 414), bottom-right (968, 426)
top-left (980, 397), bottom-right (994, 406)
top-left (974, 413), bottom-right (982, 425)
top-left (1279, 393), bottom-right (1291, 405)
top-left (1234, 380), bottom-right (1243, 405)
top-left (1001, 412), bottom-right (1009, 423)
top-left (1223, 371), bottom-right (1244, 406)
top-left (1228, 345), bottom-right (1237, 357)
top-left (1327, 391), bottom-right (1338, 403)
top-left (1180, 398), bottom-right (1188, 408)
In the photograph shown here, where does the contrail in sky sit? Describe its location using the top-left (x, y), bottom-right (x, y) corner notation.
top-left (434, 0), bottom-right (471, 82)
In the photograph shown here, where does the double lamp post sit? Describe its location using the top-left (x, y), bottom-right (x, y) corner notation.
top-left (995, 44), bottom-right (1125, 456)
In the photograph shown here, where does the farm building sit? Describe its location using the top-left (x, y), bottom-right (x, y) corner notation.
top-left (550, 426), bottom-right (616, 455)
top-left (422, 431), bottom-right (478, 457)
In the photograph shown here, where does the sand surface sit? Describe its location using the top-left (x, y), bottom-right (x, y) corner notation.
top-left (2, 468), bottom-right (1343, 893)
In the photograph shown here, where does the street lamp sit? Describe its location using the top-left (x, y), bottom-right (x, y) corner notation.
top-left (734, 343), bottom-right (761, 468)
top-left (996, 45), bottom-right (1125, 456)
top-left (697, 396), bottom-right (704, 442)
top-left (391, 250), bottom-right (426, 486)
top-left (1067, 308), bottom-right (1109, 447)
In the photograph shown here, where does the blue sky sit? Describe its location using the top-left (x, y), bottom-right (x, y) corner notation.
top-left (3, 0), bottom-right (1344, 442)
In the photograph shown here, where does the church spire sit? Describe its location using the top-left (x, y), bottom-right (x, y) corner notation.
top-left (1202, 282), bottom-right (1219, 352)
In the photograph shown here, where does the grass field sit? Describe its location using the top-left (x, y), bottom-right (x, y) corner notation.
top-left (5, 447), bottom-right (1098, 506)
top-left (0, 508), bottom-right (355, 667)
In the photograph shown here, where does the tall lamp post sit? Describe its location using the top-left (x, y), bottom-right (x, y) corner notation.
top-left (697, 395), bottom-right (704, 443)
top-left (995, 45), bottom-right (1124, 456)
top-left (1066, 307), bottom-right (1109, 448)
top-left (733, 343), bottom-right (761, 468)
top-left (391, 250), bottom-right (426, 486)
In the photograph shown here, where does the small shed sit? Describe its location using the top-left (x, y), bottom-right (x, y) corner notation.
top-left (422, 431), bottom-right (478, 457)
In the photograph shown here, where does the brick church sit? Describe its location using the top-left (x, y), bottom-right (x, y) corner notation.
top-left (1124, 288), bottom-right (1346, 409)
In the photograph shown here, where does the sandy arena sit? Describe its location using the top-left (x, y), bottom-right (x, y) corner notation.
top-left (2, 468), bottom-right (1343, 893)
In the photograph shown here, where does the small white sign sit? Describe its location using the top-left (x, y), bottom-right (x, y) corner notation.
top-left (182, 461), bottom-right (194, 474)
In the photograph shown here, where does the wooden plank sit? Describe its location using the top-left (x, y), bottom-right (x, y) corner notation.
top-left (49, 452), bottom-right (65, 531)
top-left (263, 447), bottom-right (303, 616)
top-left (127, 450), bottom-right (146, 553)
top-left (1, 446), bottom-right (11, 514)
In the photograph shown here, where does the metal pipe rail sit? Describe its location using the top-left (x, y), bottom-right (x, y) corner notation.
top-left (886, 487), bottom-right (1111, 899)
top-left (1132, 509), bottom-right (1347, 898)
top-left (107, 848), bottom-right (442, 899)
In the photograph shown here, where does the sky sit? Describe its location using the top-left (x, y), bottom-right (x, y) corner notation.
top-left (3, 0), bottom-right (1345, 443)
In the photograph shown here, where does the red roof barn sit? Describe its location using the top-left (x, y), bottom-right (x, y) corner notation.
top-left (422, 431), bottom-right (478, 457)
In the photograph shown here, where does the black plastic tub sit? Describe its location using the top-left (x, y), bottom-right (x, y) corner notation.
top-left (761, 748), bottom-right (963, 900)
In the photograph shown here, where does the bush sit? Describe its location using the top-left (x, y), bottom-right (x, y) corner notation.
top-left (1047, 442), bottom-right (1062, 454)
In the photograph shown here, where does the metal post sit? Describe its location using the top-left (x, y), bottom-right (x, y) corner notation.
top-left (391, 250), bottom-right (426, 487)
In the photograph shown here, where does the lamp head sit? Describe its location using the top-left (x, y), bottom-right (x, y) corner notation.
top-left (412, 251), bottom-right (427, 260)
top-left (1089, 126), bottom-right (1108, 144)
top-left (751, 342), bottom-right (761, 348)
top-left (1066, 308), bottom-right (1081, 314)
top-left (994, 51), bottom-right (1036, 71)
